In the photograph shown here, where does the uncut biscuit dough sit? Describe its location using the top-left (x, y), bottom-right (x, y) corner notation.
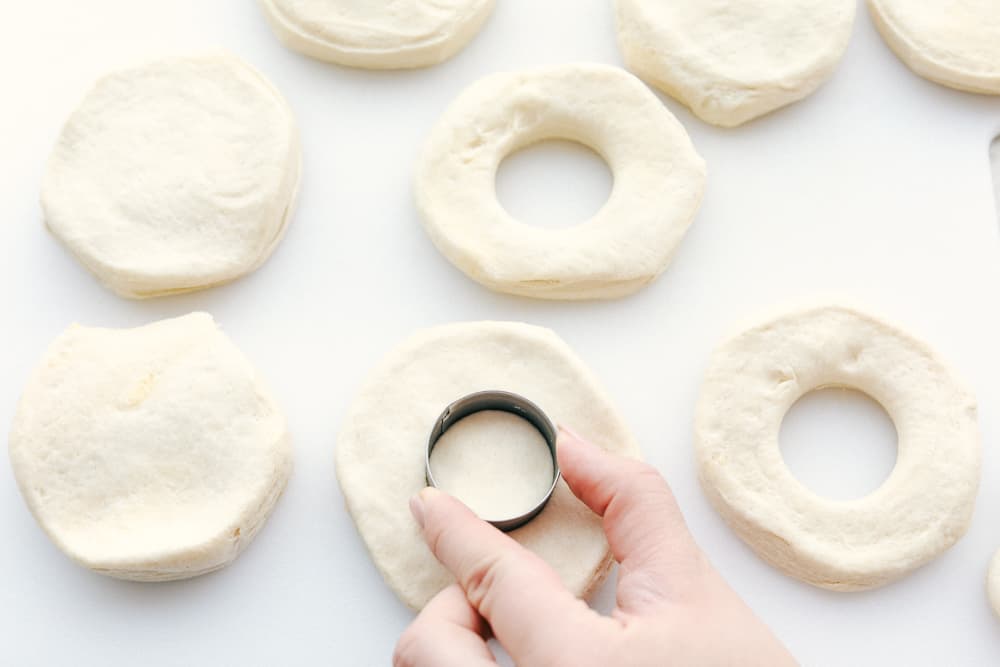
top-left (695, 304), bottom-right (980, 590)
top-left (41, 52), bottom-right (301, 299)
top-left (989, 550), bottom-right (1000, 618)
top-left (415, 63), bottom-right (706, 300)
top-left (336, 321), bottom-right (640, 609)
top-left (8, 313), bottom-right (292, 581)
top-left (615, 0), bottom-right (856, 127)
top-left (868, 0), bottom-right (1000, 94)
top-left (259, 0), bottom-right (495, 69)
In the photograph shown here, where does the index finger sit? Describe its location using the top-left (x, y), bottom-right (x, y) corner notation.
top-left (410, 487), bottom-right (611, 664)
top-left (556, 426), bottom-right (708, 612)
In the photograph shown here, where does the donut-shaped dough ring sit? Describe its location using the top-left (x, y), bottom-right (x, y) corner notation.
top-left (695, 304), bottom-right (980, 591)
top-left (415, 63), bottom-right (706, 300)
top-left (259, 0), bottom-right (495, 69)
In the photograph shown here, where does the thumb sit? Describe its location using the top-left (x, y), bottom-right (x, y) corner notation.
top-left (557, 426), bottom-right (710, 615)
top-left (411, 487), bottom-right (613, 664)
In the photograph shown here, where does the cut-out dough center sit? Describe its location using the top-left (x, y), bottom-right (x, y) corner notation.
top-left (430, 410), bottom-right (554, 520)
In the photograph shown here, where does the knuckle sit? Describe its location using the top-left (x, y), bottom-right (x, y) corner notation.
top-left (628, 462), bottom-right (674, 501)
top-left (630, 460), bottom-right (666, 486)
top-left (460, 552), bottom-right (509, 610)
top-left (607, 462), bottom-right (678, 521)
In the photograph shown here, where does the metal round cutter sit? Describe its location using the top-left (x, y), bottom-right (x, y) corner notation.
top-left (426, 391), bottom-right (561, 532)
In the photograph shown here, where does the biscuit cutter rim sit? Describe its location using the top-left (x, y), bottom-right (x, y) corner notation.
top-left (426, 390), bottom-right (561, 532)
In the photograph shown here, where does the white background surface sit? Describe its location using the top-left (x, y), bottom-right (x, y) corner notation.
top-left (2, 1), bottom-right (1000, 664)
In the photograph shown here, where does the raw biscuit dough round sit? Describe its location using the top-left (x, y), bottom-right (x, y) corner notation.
top-left (868, 0), bottom-right (1000, 94)
top-left (989, 550), bottom-right (1000, 618)
top-left (695, 304), bottom-right (980, 591)
top-left (336, 321), bottom-right (640, 609)
top-left (8, 313), bottom-right (292, 581)
top-left (41, 52), bottom-right (301, 299)
top-left (414, 63), bottom-right (706, 300)
top-left (614, 0), bottom-right (856, 127)
top-left (259, 0), bottom-right (495, 69)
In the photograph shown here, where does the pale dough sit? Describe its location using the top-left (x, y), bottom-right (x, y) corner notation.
top-left (615, 0), bottom-right (856, 127)
top-left (414, 63), bottom-right (706, 300)
top-left (336, 321), bottom-right (640, 609)
top-left (695, 304), bottom-right (980, 591)
top-left (429, 410), bottom-right (554, 521)
top-left (989, 550), bottom-right (1000, 618)
top-left (259, 0), bottom-right (495, 69)
top-left (41, 52), bottom-right (301, 299)
top-left (8, 313), bottom-right (292, 581)
top-left (868, 0), bottom-right (1000, 94)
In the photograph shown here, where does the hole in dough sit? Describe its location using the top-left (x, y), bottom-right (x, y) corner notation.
top-left (429, 411), bottom-right (554, 520)
top-left (495, 139), bottom-right (613, 230)
top-left (779, 388), bottom-right (898, 501)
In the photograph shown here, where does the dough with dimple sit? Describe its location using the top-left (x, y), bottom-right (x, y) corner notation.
top-left (41, 52), bottom-right (300, 299)
top-left (415, 63), bottom-right (705, 300)
top-left (8, 313), bottom-right (292, 581)
top-left (868, 0), bottom-right (1000, 94)
top-left (695, 304), bottom-right (980, 590)
top-left (336, 321), bottom-right (640, 609)
top-left (259, 0), bottom-right (495, 69)
top-left (614, 0), bottom-right (856, 127)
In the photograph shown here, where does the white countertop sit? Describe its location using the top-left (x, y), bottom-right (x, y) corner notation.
top-left (2, 1), bottom-right (1000, 664)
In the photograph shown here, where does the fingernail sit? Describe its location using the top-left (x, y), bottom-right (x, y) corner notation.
top-left (409, 492), bottom-right (426, 530)
top-left (411, 488), bottom-right (444, 529)
top-left (558, 425), bottom-right (605, 461)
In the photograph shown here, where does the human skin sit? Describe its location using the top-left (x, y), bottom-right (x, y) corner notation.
top-left (394, 426), bottom-right (797, 666)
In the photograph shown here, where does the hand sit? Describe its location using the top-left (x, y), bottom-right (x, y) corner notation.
top-left (394, 426), bottom-right (797, 666)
